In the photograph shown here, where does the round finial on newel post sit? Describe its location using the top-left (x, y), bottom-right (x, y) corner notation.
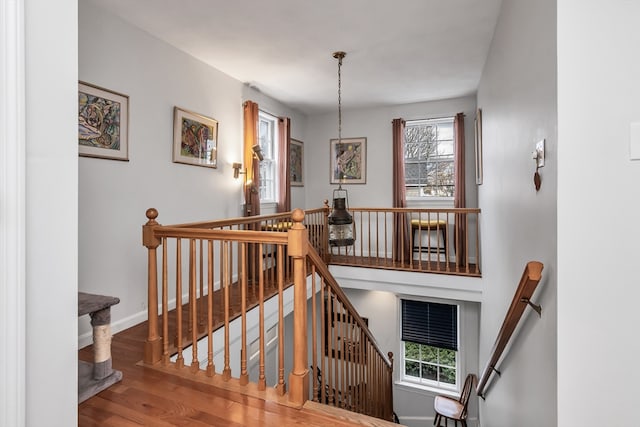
top-left (291, 208), bottom-right (305, 226)
top-left (145, 208), bottom-right (158, 225)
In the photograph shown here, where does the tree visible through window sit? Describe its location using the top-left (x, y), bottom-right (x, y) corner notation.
top-left (258, 111), bottom-right (277, 202)
top-left (404, 117), bottom-right (455, 198)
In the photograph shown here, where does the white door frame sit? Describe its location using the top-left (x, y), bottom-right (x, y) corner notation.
top-left (0, 0), bottom-right (26, 426)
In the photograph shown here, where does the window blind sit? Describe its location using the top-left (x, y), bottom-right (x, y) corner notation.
top-left (401, 299), bottom-right (458, 351)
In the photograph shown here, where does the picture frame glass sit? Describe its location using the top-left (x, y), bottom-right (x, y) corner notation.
top-left (290, 139), bottom-right (304, 186)
top-left (173, 107), bottom-right (218, 168)
top-left (330, 137), bottom-right (366, 184)
top-left (78, 82), bottom-right (129, 161)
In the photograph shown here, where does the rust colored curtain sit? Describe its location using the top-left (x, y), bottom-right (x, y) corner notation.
top-left (243, 101), bottom-right (260, 216)
top-left (454, 112), bottom-right (466, 265)
top-left (392, 118), bottom-right (411, 263)
top-left (276, 117), bottom-right (291, 212)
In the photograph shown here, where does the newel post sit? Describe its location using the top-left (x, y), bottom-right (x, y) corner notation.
top-left (142, 208), bottom-right (162, 365)
top-left (288, 209), bottom-right (309, 406)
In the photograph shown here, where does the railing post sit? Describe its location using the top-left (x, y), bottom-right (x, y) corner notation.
top-left (142, 208), bottom-right (162, 365)
top-left (288, 209), bottom-right (309, 406)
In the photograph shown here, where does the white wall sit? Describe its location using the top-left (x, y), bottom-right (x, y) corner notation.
top-left (475, 0), bottom-right (557, 426)
top-left (78, 1), bottom-right (306, 342)
top-left (557, 1), bottom-right (640, 426)
top-left (25, 0), bottom-right (78, 425)
top-left (304, 96), bottom-right (477, 210)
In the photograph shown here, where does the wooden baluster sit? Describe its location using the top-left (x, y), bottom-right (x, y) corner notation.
top-left (142, 208), bottom-right (162, 365)
top-left (161, 238), bottom-right (169, 365)
top-left (276, 244), bottom-right (286, 395)
top-left (311, 267), bottom-right (318, 402)
top-left (239, 241), bottom-right (248, 386)
top-left (323, 200), bottom-right (330, 263)
top-left (368, 211), bottom-right (372, 262)
top-left (175, 238), bottom-right (184, 368)
top-left (222, 241), bottom-right (231, 380)
top-left (349, 313), bottom-right (355, 411)
top-left (465, 212), bottom-right (470, 274)
top-left (340, 302), bottom-right (346, 408)
top-left (287, 209), bottom-right (309, 406)
top-left (206, 240), bottom-right (214, 377)
top-left (386, 352), bottom-right (393, 420)
top-left (332, 293), bottom-right (338, 406)
top-left (258, 243), bottom-right (266, 391)
top-left (199, 239), bottom-right (204, 333)
top-left (190, 239), bottom-right (198, 372)
top-left (320, 278), bottom-right (327, 404)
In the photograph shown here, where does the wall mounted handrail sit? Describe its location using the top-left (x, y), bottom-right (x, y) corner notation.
top-left (476, 261), bottom-right (544, 398)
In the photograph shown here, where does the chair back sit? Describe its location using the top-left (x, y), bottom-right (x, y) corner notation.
top-left (458, 373), bottom-right (477, 419)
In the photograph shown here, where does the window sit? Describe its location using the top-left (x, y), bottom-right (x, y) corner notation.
top-left (401, 299), bottom-right (459, 390)
top-left (258, 111), bottom-right (278, 203)
top-left (404, 117), bottom-right (455, 198)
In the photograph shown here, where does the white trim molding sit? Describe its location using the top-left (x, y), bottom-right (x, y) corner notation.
top-left (0, 0), bottom-right (26, 426)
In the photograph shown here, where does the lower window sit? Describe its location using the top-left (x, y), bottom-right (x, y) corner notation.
top-left (401, 299), bottom-right (459, 390)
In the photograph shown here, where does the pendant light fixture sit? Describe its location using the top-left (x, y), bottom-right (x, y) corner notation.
top-left (328, 51), bottom-right (355, 247)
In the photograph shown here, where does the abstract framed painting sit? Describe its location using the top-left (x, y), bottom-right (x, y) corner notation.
top-left (78, 82), bottom-right (129, 161)
top-left (329, 137), bottom-right (366, 184)
top-left (290, 139), bottom-right (304, 186)
top-left (173, 107), bottom-right (218, 168)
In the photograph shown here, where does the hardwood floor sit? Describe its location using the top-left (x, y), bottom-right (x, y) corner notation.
top-left (78, 273), bottom-right (400, 427)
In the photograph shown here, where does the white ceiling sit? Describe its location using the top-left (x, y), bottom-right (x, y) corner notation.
top-left (86, 0), bottom-right (502, 115)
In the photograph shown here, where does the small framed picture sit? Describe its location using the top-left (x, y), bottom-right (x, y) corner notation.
top-left (78, 82), bottom-right (129, 161)
top-left (330, 137), bottom-right (366, 184)
top-left (290, 139), bottom-right (304, 186)
top-left (173, 107), bottom-right (218, 168)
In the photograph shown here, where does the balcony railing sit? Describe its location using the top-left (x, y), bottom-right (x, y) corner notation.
top-left (325, 203), bottom-right (481, 277)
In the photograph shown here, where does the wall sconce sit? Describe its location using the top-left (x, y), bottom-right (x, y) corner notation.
top-left (252, 144), bottom-right (264, 161)
top-left (232, 162), bottom-right (246, 179)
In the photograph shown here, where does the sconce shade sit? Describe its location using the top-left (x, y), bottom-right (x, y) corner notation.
top-left (232, 162), bottom-right (243, 179)
top-left (252, 144), bottom-right (264, 161)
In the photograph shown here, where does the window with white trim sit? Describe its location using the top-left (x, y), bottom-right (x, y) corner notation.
top-left (258, 111), bottom-right (278, 203)
top-left (401, 299), bottom-right (459, 391)
top-left (404, 117), bottom-right (455, 199)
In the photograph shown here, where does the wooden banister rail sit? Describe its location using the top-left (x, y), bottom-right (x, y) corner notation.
top-left (476, 261), bottom-right (544, 398)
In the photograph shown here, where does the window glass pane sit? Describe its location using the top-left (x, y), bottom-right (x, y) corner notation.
top-left (440, 367), bottom-right (456, 384)
top-left (438, 122), bottom-right (453, 141)
top-left (405, 342), bottom-right (420, 359)
top-left (440, 348), bottom-right (456, 367)
top-left (437, 139), bottom-right (454, 157)
top-left (405, 361), bottom-right (420, 377)
top-left (420, 344), bottom-right (437, 363)
top-left (421, 363), bottom-right (437, 381)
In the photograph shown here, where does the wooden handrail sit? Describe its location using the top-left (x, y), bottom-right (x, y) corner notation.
top-left (476, 261), bottom-right (544, 398)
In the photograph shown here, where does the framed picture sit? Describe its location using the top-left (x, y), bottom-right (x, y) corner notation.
top-left (173, 107), bottom-right (218, 168)
top-left (78, 82), bottom-right (129, 161)
top-left (290, 139), bottom-right (304, 186)
top-left (475, 108), bottom-right (483, 185)
top-left (330, 137), bottom-right (366, 184)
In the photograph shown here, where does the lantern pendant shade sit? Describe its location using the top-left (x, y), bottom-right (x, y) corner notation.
top-left (328, 188), bottom-right (354, 247)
